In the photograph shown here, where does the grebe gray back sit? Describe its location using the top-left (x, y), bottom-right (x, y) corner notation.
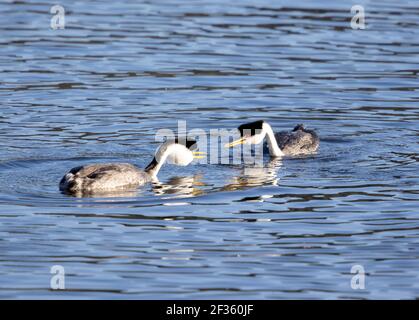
top-left (274, 124), bottom-right (319, 155)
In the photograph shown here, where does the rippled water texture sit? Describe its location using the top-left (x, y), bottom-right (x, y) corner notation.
top-left (0, 0), bottom-right (418, 299)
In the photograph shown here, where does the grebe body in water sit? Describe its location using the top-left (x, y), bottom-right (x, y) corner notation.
top-left (59, 139), bottom-right (204, 195)
top-left (226, 120), bottom-right (319, 156)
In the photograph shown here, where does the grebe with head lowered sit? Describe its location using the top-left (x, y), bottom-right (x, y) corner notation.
top-left (226, 120), bottom-right (319, 157)
top-left (59, 139), bottom-right (205, 195)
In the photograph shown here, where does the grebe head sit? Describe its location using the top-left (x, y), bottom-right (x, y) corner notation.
top-left (165, 138), bottom-right (202, 166)
top-left (225, 120), bottom-right (267, 147)
top-left (145, 138), bottom-right (205, 173)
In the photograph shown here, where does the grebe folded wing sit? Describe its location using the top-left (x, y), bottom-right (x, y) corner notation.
top-left (276, 125), bottom-right (319, 155)
top-left (59, 163), bottom-right (147, 193)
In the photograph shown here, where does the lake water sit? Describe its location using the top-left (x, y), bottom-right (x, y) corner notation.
top-left (0, 0), bottom-right (418, 299)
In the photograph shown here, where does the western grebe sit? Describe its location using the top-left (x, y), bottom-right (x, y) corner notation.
top-left (59, 139), bottom-right (205, 195)
top-left (226, 120), bottom-right (319, 156)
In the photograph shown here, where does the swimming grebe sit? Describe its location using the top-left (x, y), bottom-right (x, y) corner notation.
top-left (59, 139), bottom-right (205, 195)
top-left (225, 120), bottom-right (319, 156)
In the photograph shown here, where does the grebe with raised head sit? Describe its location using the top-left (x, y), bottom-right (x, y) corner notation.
top-left (225, 120), bottom-right (319, 156)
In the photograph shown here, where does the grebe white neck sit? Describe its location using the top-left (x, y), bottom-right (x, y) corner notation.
top-left (262, 122), bottom-right (283, 157)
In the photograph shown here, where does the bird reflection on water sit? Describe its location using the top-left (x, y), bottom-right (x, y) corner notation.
top-left (220, 158), bottom-right (282, 192)
top-left (152, 175), bottom-right (206, 198)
